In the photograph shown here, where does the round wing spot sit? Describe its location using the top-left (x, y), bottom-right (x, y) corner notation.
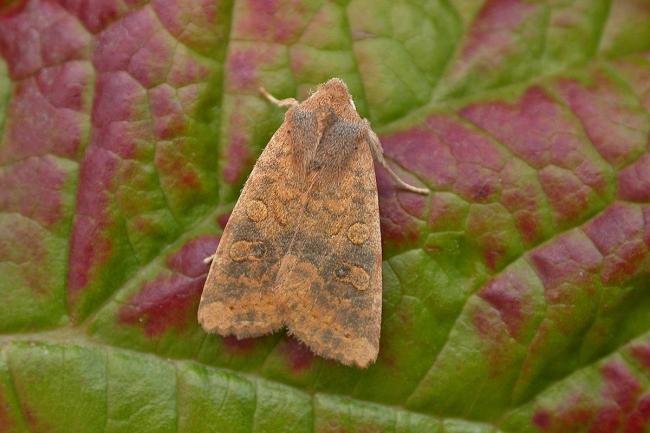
top-left (334, 264), bottom-right (370, 291)
top-left (246, 200), bottom-right (268, 222)
top-left (347, 222), bottom-right (369, 245)
top-left (348, 265), bottom-right (370, 291)
top-left (229, 240), bottom-right (265, 261)
top-left (229, 241), bottom-right (250, 261)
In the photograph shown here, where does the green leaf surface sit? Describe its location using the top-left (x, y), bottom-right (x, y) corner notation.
top-left (1, 0), bottom-right (649, 432)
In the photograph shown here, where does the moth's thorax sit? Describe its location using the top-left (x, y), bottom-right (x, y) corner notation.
top-left (303, 78), bottom-right (359, 123)
top-left (280, 78), bottom-right (367, 179)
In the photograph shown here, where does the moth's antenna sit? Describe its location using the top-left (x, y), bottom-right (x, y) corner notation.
top-left (364, 123), bottom-right (428, 195)
top-left (259, 87), bottom-right (299, 108)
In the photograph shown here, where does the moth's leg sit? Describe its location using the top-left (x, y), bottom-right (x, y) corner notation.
top-left (362, 120), bottom-right (429, 195)
top-left (259, 87), bottom-right (299, 108)
top-left (203, 254), bottom-right (214, 264)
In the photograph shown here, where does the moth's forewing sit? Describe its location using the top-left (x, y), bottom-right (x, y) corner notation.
top-left (278, 130), bottom-right (382, 368)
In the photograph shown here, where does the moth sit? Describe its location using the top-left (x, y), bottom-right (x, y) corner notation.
top-left (198, 78), bottom-right (427, 367)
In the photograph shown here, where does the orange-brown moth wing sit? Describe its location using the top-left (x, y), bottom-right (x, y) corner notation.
top-left (278, 130), bottom-right (382, 368)
top-left (197, 110), bottom-right (316, 338)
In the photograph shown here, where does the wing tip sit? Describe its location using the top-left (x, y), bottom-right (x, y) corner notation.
top-left (288, 325), bottom-right (379, 369)
top-left (198, 301), bottom-right (281, 338)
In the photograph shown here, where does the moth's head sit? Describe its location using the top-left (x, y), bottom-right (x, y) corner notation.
top-left (318, 78), bottom-right (356, 112)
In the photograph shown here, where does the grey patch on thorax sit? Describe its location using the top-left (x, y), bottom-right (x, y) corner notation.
top-left (285, 106), bottom-right (319, 174)
top-left (311, 117), bottom-right (364, 175)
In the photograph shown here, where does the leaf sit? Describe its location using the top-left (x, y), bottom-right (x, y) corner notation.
top-left (0, 0), bottom-right (649, 432)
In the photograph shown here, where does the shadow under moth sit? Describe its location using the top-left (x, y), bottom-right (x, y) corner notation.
top-left (198, 78), bottom-right (427, 368)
